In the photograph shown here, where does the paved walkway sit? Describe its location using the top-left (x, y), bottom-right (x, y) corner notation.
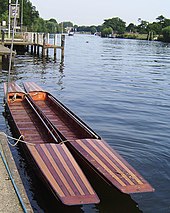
top-left (0, 132), bottom-right (33, 213)
top-left (0, 153), bottom-right (23, 213)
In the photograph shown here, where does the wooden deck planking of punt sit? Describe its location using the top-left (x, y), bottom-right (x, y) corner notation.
top-left (23, 81), bottom-right (154, 194)
top-left (5, 82), bottom-right (100, 205)
top-left (27, 143), bottom-right (99, 205)
top-left (70, 139), bottom-right (153, 193)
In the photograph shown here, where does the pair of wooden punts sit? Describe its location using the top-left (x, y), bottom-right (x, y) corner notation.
top-left (4, 82), bottom-right (154, 206)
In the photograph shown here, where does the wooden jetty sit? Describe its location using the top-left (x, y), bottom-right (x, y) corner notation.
top-left (1, 32), bottom-right (65, 60)
top-left (24, 82), bottom-right (154, 194)
top-left (0, 132), bottom-right (33, 212)
top-left (0, 44), bottom-right (15, 70)
top-left (4, 82), bottom-right (99, 206)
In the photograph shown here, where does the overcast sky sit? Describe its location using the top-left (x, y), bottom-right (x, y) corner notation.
top-left (30, 0), bottom-right (170, 26)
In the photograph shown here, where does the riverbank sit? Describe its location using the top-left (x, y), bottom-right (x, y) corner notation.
top-left (0, 132), bottom-right (33, 213)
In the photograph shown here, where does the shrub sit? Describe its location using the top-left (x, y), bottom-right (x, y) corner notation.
top-left (162, 26), bottom-right (170, 42)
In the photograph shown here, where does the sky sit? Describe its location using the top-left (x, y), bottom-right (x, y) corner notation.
top-left (30, 0), bottom-right (170, 26)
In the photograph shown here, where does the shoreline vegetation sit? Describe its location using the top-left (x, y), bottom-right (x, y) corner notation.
top-left (0, 0), bottom-right (170, 42)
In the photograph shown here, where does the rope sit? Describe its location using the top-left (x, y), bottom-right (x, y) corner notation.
top-left (0, 130), bottom-right (76, 147)
top-left (10, 93), bottom-right (18, 103)
top-left (7, 135), bottom-right (36, 146)
top-left (59, 139), bottom-right (69, 144)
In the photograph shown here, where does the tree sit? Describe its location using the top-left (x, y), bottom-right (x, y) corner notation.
top-left (0, 0), bottom-right (8, 22)
top-left (32, 17), bottom-right (46, 32)
top-left (156, 15), bottom-right (165, 24)
top-left (137, 20), bottom-right (149, 34)
top-left (48, 18), bottom-right (57, 23)
top-left (147, 22), bottom-right (162, 35)
top-left (126, 23), bottom-right (137, 33)
top-left (45, 20), bottom-right (59, 33)
top-left (103, 17), bottom-right (126, 34)
top-left (162, 26), bottom-right (170, 42)
top-left (101, 27), bottom-right (113, 37)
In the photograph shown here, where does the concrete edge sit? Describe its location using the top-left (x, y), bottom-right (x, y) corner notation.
top-left (0, 132), bottom-right (34, 213)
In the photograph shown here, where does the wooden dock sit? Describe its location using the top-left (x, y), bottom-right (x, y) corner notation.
top-left (0, 132), bottom-right (33, 212)
top-left (1, 32), bottom-right (65, 60)
top-left (0, 44), bottom-right (15, 70)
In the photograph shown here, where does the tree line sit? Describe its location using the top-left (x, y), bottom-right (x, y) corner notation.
top-left (100, 16), bottom-right (170, 42)
top-left (0, 0), bottom-right (170, 42)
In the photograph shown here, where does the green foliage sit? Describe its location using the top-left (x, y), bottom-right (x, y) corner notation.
top-left (162, 26), bottom-right (170, 42)
top-left (137, 20), bottom-right (149, 34)
top-left (101, 27), bottom-right (113, 37)
top-left (62, 21), bottom-right (73, 28)
top-left (147, 22), bottom-right (162, 34)
top-left (77, 25), bottom-right (99, 34)
top-left (126, 23), bottom-right (137, 33)
top-left (0, 0), bottom-right (8, 22)
top-left (103, 17), bottom-right (126, 34)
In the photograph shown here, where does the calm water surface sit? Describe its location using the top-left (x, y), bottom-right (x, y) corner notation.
top-left (0, 35), bottom-right (170, 213)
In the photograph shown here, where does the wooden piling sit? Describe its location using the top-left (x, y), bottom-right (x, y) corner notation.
top-left (30, 45), bottom-right (33, 55)
top-left (33, 33), bottom-right (37, 55)
top-left (53, 34), bottom-right (56, 61)
top-left (1, 30), bottom-right (5, 45)
top-left (61, 34), bottom-right (65, 59)
top-left (37, 33), bottom-right (40, 56)
top-left (42, 33), bottom-right (46, 58)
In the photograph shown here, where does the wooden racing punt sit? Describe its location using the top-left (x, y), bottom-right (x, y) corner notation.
top-left (24, 82), bottom-right (154, 194)
top-left (4, 82), bottom-right (100, 206)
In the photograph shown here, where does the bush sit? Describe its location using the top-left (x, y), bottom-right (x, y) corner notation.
top-left (101, 27), bottom-right (113, 37)
top-left (162, 26), bottom-right (170, 42)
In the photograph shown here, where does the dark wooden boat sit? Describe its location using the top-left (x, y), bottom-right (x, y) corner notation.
top-left (24, 82), bottom-right (154, 194)
top-left (4, 82), bottom-right (100, 206)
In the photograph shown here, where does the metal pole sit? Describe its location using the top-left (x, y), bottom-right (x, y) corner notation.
top-left (8, 0), bottom-right (11, 38)
top-left (21, 0), bottom-right (23, 32)
top-left (7, 0), bottom-right (19, 101)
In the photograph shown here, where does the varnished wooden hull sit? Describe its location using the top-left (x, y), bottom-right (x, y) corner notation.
top-left (24, 82), bottom-right (154, 194)
top-left (4, 82), bottom-right (100, 206)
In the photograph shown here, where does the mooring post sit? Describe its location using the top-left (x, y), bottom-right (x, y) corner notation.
top-left (42, 33), bottom-right (46, 58)
top-left (30, 33), bottom-right (33, 55)
top-left (1, 30), bottom-right (5, 45)
top-left (33, 33), bottom-right (37, 55)
top-left (37, 33), bottom-right (40, 56)
top-left (31, 45), bottom-right (33, 55)
top-left (26, 45), bottom-right (29, 52)
top-left (61, 34), bottom-right (65, 59)
top-left (2, 54), bottom-right (14, 70)
top-left (46, 34), bottom-right (49, 58)
top-left (54, 34), bottom-right (56, 61)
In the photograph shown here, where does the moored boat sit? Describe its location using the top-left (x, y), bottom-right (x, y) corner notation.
top-left (4, 82), bottom-right (100, 206)
top-left (24, 82), bottom-right (154, 194)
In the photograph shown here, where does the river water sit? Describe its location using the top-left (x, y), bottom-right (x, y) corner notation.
top-left (0, 35), bottom-right (170, 213)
